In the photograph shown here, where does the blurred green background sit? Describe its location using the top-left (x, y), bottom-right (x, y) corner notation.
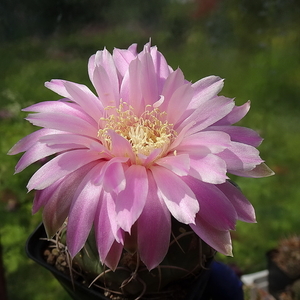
top-left (0, 0), bottom-right (300, 299)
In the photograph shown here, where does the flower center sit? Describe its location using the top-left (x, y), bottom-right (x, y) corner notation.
top-left (98, 102), bottom-right (176, 158)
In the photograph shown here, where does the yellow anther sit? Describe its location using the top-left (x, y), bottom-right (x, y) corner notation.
top-left (98, 102), bottom-right (177, 158)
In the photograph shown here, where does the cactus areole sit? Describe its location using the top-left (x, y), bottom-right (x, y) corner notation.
top-left (10, 41), bottom-right (274, 299)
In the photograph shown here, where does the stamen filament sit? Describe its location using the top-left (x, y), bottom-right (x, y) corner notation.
top-left (98, 102), bottom-right (176, 160)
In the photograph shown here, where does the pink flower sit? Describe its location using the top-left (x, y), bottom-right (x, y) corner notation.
top-left (9, 42), bottom-right (273, 270)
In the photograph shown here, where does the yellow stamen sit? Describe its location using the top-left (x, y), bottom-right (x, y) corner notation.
top-left (98, 102), bottom-right (176, 159)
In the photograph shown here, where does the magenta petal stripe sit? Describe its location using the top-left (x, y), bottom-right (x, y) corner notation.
top-left (66, 163), bottom-right (105, 257)
top-left (137, 170), bottom-right (171, 270)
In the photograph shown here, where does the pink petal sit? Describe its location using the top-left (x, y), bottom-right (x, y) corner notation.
top-left (95, 191), bottom-right (124, 269)
top-left (94, 49), bottom-right (119, 97)
top-left (216, 181), bottom-right (256, 223)
top-left (189, 154), bottom-right (228, 184)
top-left (166, 82), bottom-right (193, 125)
top-left (178, 96), bottom-right (235, 134)
top-left (126, 43), bottom-right (138, 55)
top-left (41, 161), bottom-right (99, 236)
top-left (168, 121), bottom-right (195, 152)
top-left (217, 141), bottom-right (264, 172)
top-left (92, 63), bottom-right (119, 108)
top-left (27, 149), bottom-right (101, 191)
top-left (141, 40), bottom-right (151, 53)
top-left (115, 165), bottom-right (148, 232)
top-left (137, 170), bottom-right (171, 270)
top-left (40, 133), bottom-right (109, 157)
top-left (102, 190), bottom-right (124, 244)
top-left (176, 131), bottom-right (231, 155)
top-left (88, 53), bottom-right (96, 83)
top-left (42, 183), bottom-right (74, 237)
top-left (113, 44), bottom-right (138, 77)
top-left (150, 45), bottom-right (171, 74)
top-left (151, 166), bottom-right (199, 224)
top-left (15, 142), bottom-right (84, 174)
top-left (32, 180), bottom-right (62, 214)
top-left (190, 217), bottom-right (233, 256)
top-left (44, 79), bottom-right (71, 98)
top-left (137, 148), bottom-right (163, 166)
top-left (189, 76), bottom-right (224, 110)
top-left (40, 133), bottom-right (111, 159)
top-left (209, 125), bottom-right (263, 147)
top-left (213, 101), bottom-right (251, 126)
top-left (232, 162), bottom-right (274, 178)
top-left (26, 112), bottom-right (98, 138)
top-left (23, 100), bottom-right (96, 126)
top-left (103, 240), bottom-right (124, 271)
top-left (67, 163), bottom-right (104, 257)
top-left (155, 154), bottom-right (190, 176)
top-left (139, 52), bottom-right (159, 106)
top-left (106, 130), bottom-right (136, 162)
top-left (120, 57), bottom-right (144, 115)
top-left (45, 80), bottom-right (104, 121)
top-left (63, 81), bottom-right (104, 121)
top-left (149, 46), bottom-right (171, 92)
top-left (40, 133), bottom-right (99, 147)
top-left (161, 68), bottom-right (185, 112)
top-left (97, 157), bottom-right (128, 193)
top-left (8, 128), bottom-right (59, 155)
top-left (183, 177), bottom-right (237, 230)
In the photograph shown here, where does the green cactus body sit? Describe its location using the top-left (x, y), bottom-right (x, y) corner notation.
top-left (53, 219), bottom-right (214, 298)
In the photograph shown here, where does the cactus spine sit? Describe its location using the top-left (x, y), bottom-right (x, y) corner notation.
top-left (44, 219), bottom-right (215, 299)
